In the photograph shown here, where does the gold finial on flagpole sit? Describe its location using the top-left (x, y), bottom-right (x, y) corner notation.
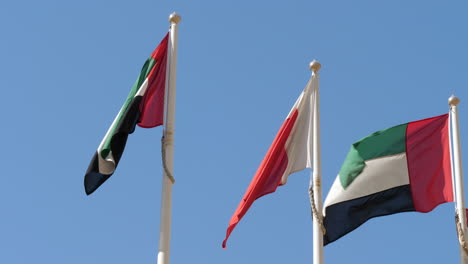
top-left (309, 60), bottom-right (321, 73)
top-left (449, 95), bottom-right (460, 106)
top-left (169, 12), bottom-right (181, 24)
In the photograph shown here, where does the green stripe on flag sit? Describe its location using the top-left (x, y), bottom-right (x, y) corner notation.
top-left (339, 123), bottom-right (407, 188)
top-left (100, 57), bottom-right (157, 159)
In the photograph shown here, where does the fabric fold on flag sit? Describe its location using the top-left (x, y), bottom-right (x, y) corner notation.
top-left (84, 33), bottom-right (169, 195)
top-left (222, 73), bottom-right (318, 248)
top-left (323, 114), bottom-right (453, 245)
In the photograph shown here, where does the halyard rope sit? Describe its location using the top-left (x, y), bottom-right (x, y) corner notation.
top-left (161, 135), bottom-right (175, 184)
top-left (455, 211), bottom-right (468, 255)
top-left (308, 184), bottom-right (326, 235)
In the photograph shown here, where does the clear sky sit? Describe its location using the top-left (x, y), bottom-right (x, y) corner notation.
top-left (2, 0), bottom-right (468, 263)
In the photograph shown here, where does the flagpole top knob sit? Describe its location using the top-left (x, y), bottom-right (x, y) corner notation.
top-left (309, 60), bottom-right (321, 73)
top-left (449, 95), bottom-right (460, 106)
top-left (169, 12), bottom-right (182, 24)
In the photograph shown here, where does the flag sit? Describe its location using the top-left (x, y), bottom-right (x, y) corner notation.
top-left (222, 73), bottom-right (318, 248)
top-left (323, 114), bottom-right (453, 245)
top-left (84, 33), bottom-right (169, 195)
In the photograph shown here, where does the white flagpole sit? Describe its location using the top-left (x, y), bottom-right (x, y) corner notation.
top-left (449, 95), bottom-right (468, 264)
top-left (157, 12), bottom-right (181, 264)
top-left (310, 60), bottom-right (324, 264)
top-left (448, 98), bottom-right (465, 263)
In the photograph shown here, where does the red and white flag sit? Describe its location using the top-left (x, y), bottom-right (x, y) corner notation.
top-left (222, 72), bottom-right (318, 248)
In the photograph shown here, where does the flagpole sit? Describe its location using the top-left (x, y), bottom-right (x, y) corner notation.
top-left (449, 95), bottom-right (468, 264)
top-left (448, 99), bottom-right (465, 263)
top-left (310, 60), bottom-right (324, 264)
top-left (157, 12), bottom-right (181, 264)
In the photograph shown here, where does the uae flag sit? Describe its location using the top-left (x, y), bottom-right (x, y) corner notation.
top-left (323, 114), bottom-right (453, 245)
top-left (84, 33), bottom-right (169, 195)
top-left (222, 72), bottom-right (318, 248)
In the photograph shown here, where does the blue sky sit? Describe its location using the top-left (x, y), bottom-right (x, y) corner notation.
top-left (2, 0), bottom-right (468, 263)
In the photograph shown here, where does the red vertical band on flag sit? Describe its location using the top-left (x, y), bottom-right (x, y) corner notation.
top-left (138, 33), bottom-right (169, 128)
top-left (406, 114), bottom-right (453, 212)
top-left (222, 109), bottom-right (299, 248)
